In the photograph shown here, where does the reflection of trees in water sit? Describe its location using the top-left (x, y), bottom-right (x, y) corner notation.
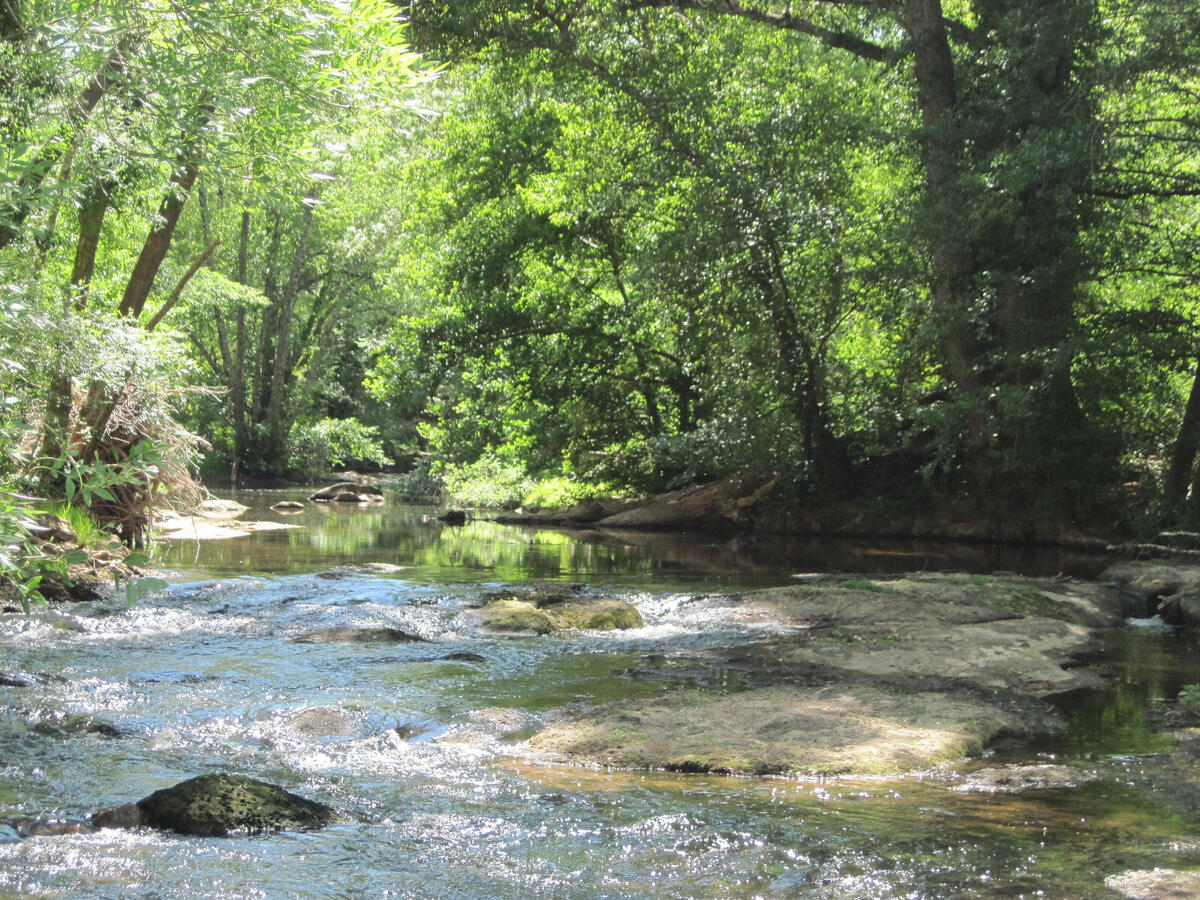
top-left (156, 498), bottom-right (1111, 582)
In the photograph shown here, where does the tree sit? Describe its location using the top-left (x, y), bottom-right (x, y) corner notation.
top-left (402, 0), bottom-right (1115, 526)
top-left (0, 0), bottom-right (421, 532)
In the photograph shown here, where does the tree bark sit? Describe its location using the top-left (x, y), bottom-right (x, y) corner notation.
top-left (1164, 359), bottom-right (1200, 519)
top-left (69, 177), bottom-right (117, 307)
top-left (265, 193), bottom-right (318, 464)
top-left (118, 156), bottom-right (201, 319)
top-left (231, 208), bottom-right (251, 465)
top-left (119, 100), bottom-right (212, 319)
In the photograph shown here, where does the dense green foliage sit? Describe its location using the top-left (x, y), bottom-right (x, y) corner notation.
top-left (1, 0), bottom-right (1200, 573)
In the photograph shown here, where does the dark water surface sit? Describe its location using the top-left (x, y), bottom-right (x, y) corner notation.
top-left (0, 489), bottom-right (1196, 898)
top-left (154, 489), bottom-right (1112, 587)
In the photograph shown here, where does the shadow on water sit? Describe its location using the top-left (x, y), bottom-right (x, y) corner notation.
top-left (154, 488), bottom-right (1112, 587)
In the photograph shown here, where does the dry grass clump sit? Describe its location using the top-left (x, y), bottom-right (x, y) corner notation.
top-left (30, 378), bottom-right (209, 548)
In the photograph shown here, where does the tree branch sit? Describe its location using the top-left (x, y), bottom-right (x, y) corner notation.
top-left (621, 0), bottom-right (891, 60)
top-left (144, 238), bottom-right (222, 332)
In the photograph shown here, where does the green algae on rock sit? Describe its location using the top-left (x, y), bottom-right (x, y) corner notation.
top-left (479, 585), bottom-right (642, 633)
top-left (92, 774), bottom-right (337, 837)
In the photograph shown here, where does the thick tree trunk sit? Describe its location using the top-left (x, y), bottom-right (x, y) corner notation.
top-left (902, 0), bottom-right (983, 399)
top-left (1165, 360), bottom-right (1200, 519)
top-left (119, 100), bottom-right (211, 319)
top-left (69, 177), bottom-right (116, 306)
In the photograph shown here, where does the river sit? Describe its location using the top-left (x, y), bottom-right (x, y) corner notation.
top-left (1, 489), bottom-right (1198, 898)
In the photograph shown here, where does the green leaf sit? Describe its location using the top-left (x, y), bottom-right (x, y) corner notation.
top-left (125, 581), bottom-right (139, 608)
top-left (124, 551), bottom-right (150, 567)
top-left (61, 549), bottom-right (89, 565)
top-left (135, 576), bottom-right (169, 593)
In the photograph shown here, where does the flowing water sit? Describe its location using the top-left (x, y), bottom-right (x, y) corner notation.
top-left (0, 489), bottom-right (1198, 898)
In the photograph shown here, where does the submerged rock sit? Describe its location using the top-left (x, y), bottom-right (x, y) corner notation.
top-left (1106, 868), bottom-right (1200, 899)
top-left (8, 817), bottom-right (96, 838)
top-left (92, 774), bottom-right (337, 837)
top-left (285, 708), bottom-right (359, 738)
top-left (294, 627), bottom-right (428, 644)
top-left (30, 712), bottom-right (122, 739)
top-left (953, 764), bottom-right (1099, 793)
top-left (531, 683), bottom-right (1038, 777)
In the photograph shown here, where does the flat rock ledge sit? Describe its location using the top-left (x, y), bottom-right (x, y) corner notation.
top-left (528, 573), bottom-right (1125, 778)
top-left (92, 774), bottom-right (337, 837)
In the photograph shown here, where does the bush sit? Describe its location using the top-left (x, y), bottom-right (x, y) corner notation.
top-left (521, 476), bottom-right (615, 508)
top-left (439, 452), bottom-right (532, 509)
top-left (288, 417), bottom-right (392, 479)
top-left (389, 465), bottom-right (446, 504)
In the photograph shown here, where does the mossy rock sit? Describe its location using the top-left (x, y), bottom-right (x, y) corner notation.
top-left (481, 597), bottom-right (642, 634)
top-left (92, 774), bottom-right (337, 837)
top-left (31, 712), bottom-right (122, 739)
top-left (294, 627), bottom-right (427, 644)
top-left (480, 584), bottom-right (585, 608)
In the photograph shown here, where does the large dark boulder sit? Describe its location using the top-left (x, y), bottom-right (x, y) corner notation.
top-left (92, 774), bottom-right (337, 837)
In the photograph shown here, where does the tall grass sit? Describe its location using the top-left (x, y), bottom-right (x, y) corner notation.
top-left (46, 502), bottom-right (109, 547)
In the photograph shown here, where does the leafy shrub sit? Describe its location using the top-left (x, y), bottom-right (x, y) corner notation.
top-left (439, 452), bottom-right (532, 509)
top-left (288, 417), bottom-right (392, 479)
top-left (521, 476), bottom-right (615, 508)
top-left (389, 465), bottom-right (446, 503)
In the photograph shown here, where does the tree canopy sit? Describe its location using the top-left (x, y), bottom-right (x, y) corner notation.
top-left (1, 0), bottom-right (1199, 562)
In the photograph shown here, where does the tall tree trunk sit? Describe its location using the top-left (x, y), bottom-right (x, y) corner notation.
top-left (118, 100), bottom-right (211, 319)
top-left (231, 208), bottom-right (251, 464)
top-left (902, 0), bottom-right (984, 396)
top-left (69, 176), bottom-right (116, 306)
top-left (265, 193), bottom-right (318, 466)
top-left (1165, 360), bottom-right (1200, 520)
top-left (39, 172), bottom-right (117, 473)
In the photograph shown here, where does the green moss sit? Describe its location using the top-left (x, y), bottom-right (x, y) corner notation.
top-left (481, 597), bottom-right (642, 633)
top-left (124, 774), bottom-right (336, 837)
top-left (838, 578), bottom-right (897, 593)
top-left (481, 599), bottom-right (556, 634)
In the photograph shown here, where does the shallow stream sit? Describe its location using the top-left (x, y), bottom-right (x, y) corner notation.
top-left (1, 490), bottom-right (1199, 898)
